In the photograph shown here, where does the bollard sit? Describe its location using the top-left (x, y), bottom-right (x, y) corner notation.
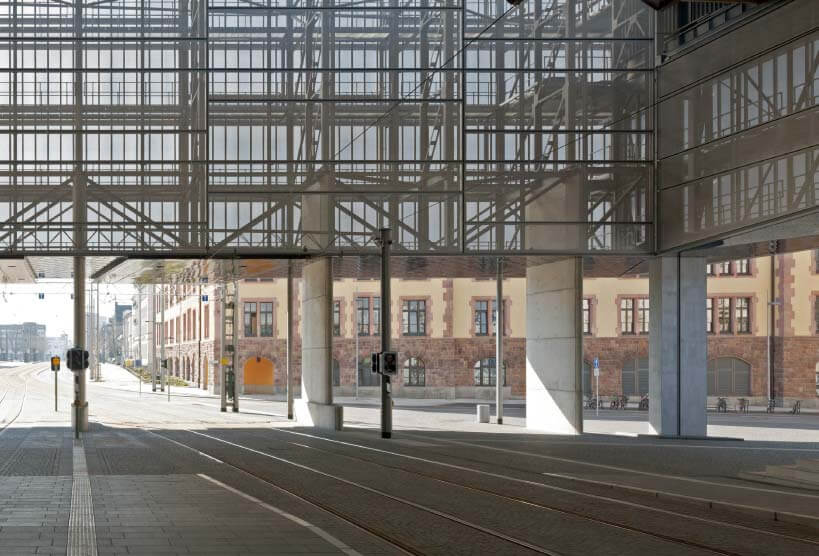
top-left (476, 404), bottom-right (490, 423)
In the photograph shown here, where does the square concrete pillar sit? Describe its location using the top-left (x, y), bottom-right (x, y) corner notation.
top-left (649, 256), bottom-right (707, 437)
top-left (297, 257), bottom-right (343, 430)
top-left (525, 257), bottom-right (583, 435)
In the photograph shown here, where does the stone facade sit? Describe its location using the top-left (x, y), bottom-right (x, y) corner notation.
top-left (140, 251), bottom-right (819, 406)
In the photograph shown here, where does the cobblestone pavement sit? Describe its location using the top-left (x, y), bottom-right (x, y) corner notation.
top-left (0, 362), bottom-right (818, 555)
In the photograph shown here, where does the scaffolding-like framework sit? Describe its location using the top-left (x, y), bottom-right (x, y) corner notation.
top-left (0, 0), bottom-right (653, 257)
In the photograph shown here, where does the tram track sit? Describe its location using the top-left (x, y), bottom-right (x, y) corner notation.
top-left (0, 363), bottom-right (34, 435)
top-left (147, 428), bottom-right (562, 556)
top-left (268, 428), bottom-right (819, 546)
top-left (146, 426), bottom-right (808, 556)
top-left (274, 431), bottom-right (819, 550)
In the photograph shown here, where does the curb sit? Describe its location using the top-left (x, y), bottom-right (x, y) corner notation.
top-left (543, 472), bottom-right (819, 529)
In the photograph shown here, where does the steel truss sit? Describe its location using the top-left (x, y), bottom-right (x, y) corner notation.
top-left (0, 0), bottom-right (653, 257)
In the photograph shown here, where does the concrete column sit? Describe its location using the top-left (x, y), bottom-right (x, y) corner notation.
top-left (525, 257), bottom-right (583, 435)
top-left (296, 257), bottom-right (342, 429)
top-left (649, 256), bottom-right (707, 437)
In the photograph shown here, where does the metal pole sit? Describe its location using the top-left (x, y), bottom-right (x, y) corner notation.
top-left (137, 285), bottom-right (142, 397)
top-left (54, 366), bottom-right (58, 412)
top-left (354, 281), bottom-right (359, 400)
top-left (766, 289), bottom-right (771, 406)
top-left (380, 228), bottom-right (392, 439)
top-left (160, 281), bottom-right (166, 392)
top-left (220, 284), bottom-right (227, 412)
top-left (495, 257), bottom-right (503, 425)
top-left (198, 283), bottom-right (202, 389)
top-left (769, 252), bottom-right (776, 403)
top-left (73, 256), bottom-right (87, 436)
top-left (286, 262), bottom-right (294, 419)
top-left (232, 280), bottom-right (239, 412)
top-left (596, 371), bottom-right (599, 417)
top-left (151, 284), bottom-right (157, 392)
top-left (95, 282), bottom-right (100, 381)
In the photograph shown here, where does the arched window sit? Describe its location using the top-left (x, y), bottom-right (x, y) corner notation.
top-left (622, 357), bottom-right (648, 396)
top-left (707, 358), bottom-right (750, 396)
top-left (474, 358), bottom-right (505, 386)
top-left (332, 359), bottom-right (340, 387)
top-left (403, 357), bottom-right (425, 386)
top-left (582, 361), bottom-right (591, 395)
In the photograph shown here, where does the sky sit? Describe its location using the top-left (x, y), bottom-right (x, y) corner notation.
top-left (0, 281), bottom-right (135, 339)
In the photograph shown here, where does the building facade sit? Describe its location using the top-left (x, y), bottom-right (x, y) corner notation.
top-left (129, 250), bottom-right (819, 407)
top-left (0, 323), bottom-right (47, 362)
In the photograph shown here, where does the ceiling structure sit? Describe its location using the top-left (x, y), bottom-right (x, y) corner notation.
top-left (0, 0), bottom-right (654, 260)
top-left (0, 1), bottom-right (811, 287)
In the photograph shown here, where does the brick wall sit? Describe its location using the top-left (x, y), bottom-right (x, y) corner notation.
top-left (331, 336), bottom-right (526, 397)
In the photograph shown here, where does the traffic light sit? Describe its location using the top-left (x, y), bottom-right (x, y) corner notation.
top-left (379, 352), bottom-right (398, 375)
top-left (50, 356), bottom-right (60, 371)
top-left (66, 348), bottom-right (89, 371)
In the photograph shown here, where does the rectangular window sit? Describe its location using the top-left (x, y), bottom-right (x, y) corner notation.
top-left (474, 300), bottom-right (489, 336)
top-left (735, 297), bottom-right (750, 333)
top-left (637, 298), bottom-right (650, 334)
top-left (332, 301), bottom-right (341, 337)
top-left (175, 317), bottom-right (180, 343)
top-left (706, 263), bottom-right (715, 276)
top-left (204, 305), bottom-right (210, 339)
top-left (706, 298), bottom-right (714, 333)
top-left (244, 302), bottom-right (257, 337)
top-left (582, 298), bottom-right (591, 335)
top-left (183, 313), bottom-right (187, 341)
top-left (735, 259), bottom-right (750, 275)
top-left (373, 297), bottom-right (381, 336)
top-left (491, 300), bottom-right (504, 336)
top-left (718, 298), bottom-right (732, 333)
top-left (356, 297), bottom-right (370, 336)
top-left (402, 299), bottom-right (426, 336)
top-left (815, 297), bottom-right (819, 334)
top-left (620, 298), bottom-right (634, 334)
top-left (718, 261), bottom-right (731, 275)
top-left (260, 302), bottom-right (273, 337)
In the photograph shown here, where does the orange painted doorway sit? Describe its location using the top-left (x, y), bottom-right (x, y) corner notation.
top-left (244, 357), bottom-right (274, 386)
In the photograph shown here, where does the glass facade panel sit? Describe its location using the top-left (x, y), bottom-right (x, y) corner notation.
top-left (0, 1), bottom-right (654, 256)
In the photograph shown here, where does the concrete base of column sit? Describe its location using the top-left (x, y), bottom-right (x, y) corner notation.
top-left (525, 257), bottom-right (583, 435)
top-left (294, 399), bottom-right (343, 430)
top-left (71, 402), bottom-right (89, 432)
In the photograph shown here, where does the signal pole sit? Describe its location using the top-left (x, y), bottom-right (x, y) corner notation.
top-left (378, 228), bottom-right (392, 439)
top-left (160, 281), bottom-right (166, 392)
top-left (286, 262), bottom-right (294, 420)
top-left (151, 284), bottom-right (157, 392)
top-left (72, 256), bottom-right (88, 433)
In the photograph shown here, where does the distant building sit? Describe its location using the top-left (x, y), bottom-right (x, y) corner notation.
top-left (112, 303), bottom-right (132, 364)
top-left (46, 334), bottom-right (70, 359)
top-left (0, 322), bottom-right (47, 362)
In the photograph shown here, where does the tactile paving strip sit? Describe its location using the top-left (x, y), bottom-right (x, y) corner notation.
top-left (67, 439), bottom-right (98, 556)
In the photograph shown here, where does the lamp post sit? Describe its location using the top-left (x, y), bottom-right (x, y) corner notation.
top-left (165, 336), bottom-right (177, 402)
top-left (766, 296), bottom-right (782, 405)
